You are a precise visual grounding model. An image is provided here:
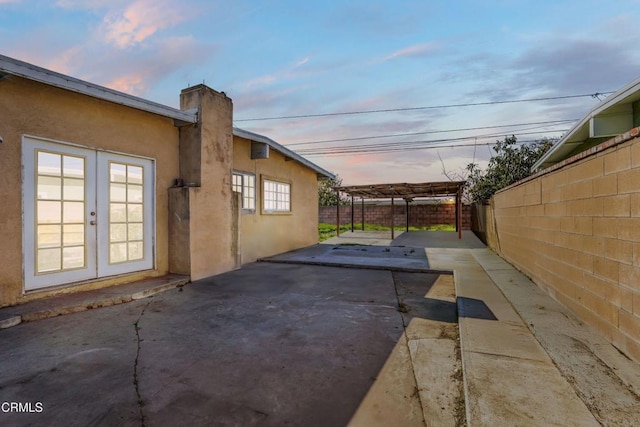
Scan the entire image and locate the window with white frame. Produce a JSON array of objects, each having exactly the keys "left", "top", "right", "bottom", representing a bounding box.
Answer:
[
  {"left": 232, "top": 172, "right": 256, "bottom": 211},
  {"left": 263, "top": 179, "right": 290, "bottom": 212}
]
